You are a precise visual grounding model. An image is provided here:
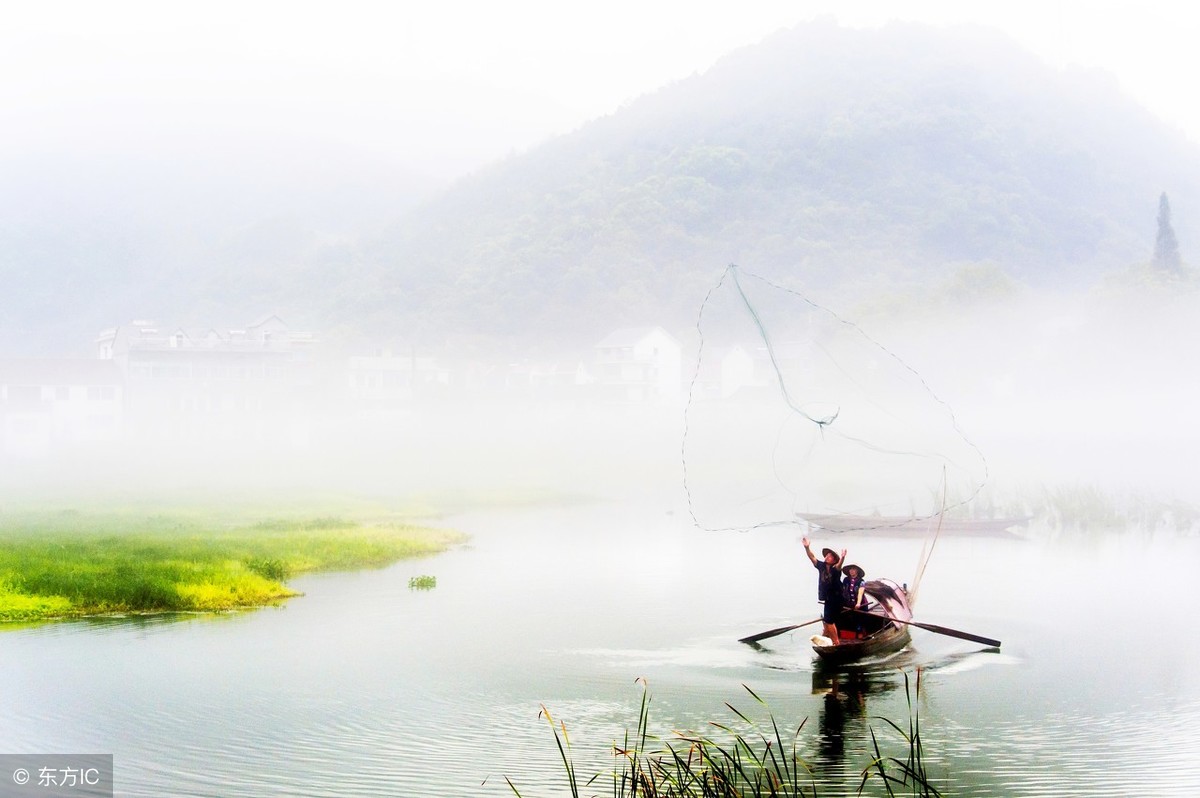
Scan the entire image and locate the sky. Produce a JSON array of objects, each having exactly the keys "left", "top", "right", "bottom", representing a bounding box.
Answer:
[{"left": 4, "top": 1, "right": 1200, "bottom": 182}]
